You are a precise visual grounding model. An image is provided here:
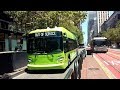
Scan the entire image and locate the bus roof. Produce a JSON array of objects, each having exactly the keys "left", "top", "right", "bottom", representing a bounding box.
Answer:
[
  {"left": 29, "top": 27, "right": 77, "bottom": 40},
  {"left": 93, "top": 37, "right": 107, "bottom": 40}
]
